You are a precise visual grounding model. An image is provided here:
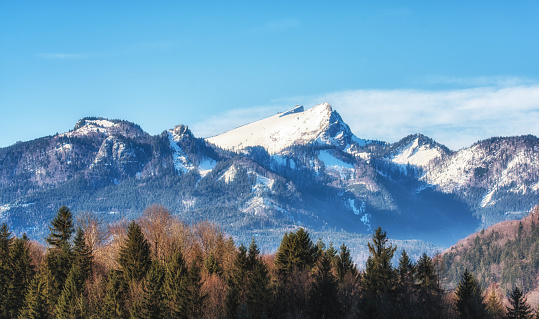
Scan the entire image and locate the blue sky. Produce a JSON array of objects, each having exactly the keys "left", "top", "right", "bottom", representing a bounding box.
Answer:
[{"left": 1, "top": 1, "right": 538, "bottom": 150}]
